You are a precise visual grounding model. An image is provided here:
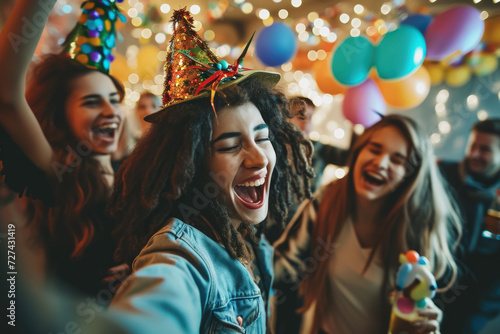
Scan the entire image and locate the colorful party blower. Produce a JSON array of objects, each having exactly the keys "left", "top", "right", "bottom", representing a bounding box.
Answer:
[
  {"left": 388, "top": 251, "right": 437, "bottom": 334},
  {"left": 62, "top": 0, "right": 126, "bottom": 73}
]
